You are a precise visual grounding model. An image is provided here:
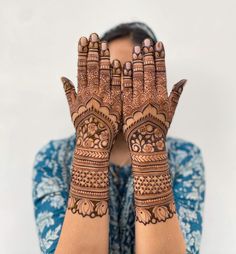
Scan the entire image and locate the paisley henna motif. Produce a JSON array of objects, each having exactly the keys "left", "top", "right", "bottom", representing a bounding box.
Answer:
[
  {"left": 123, "top": 38, "right": 187, "bottom": 225},
  {"left": 61, "top": 33, "right": 121, "bottom": 218}
]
